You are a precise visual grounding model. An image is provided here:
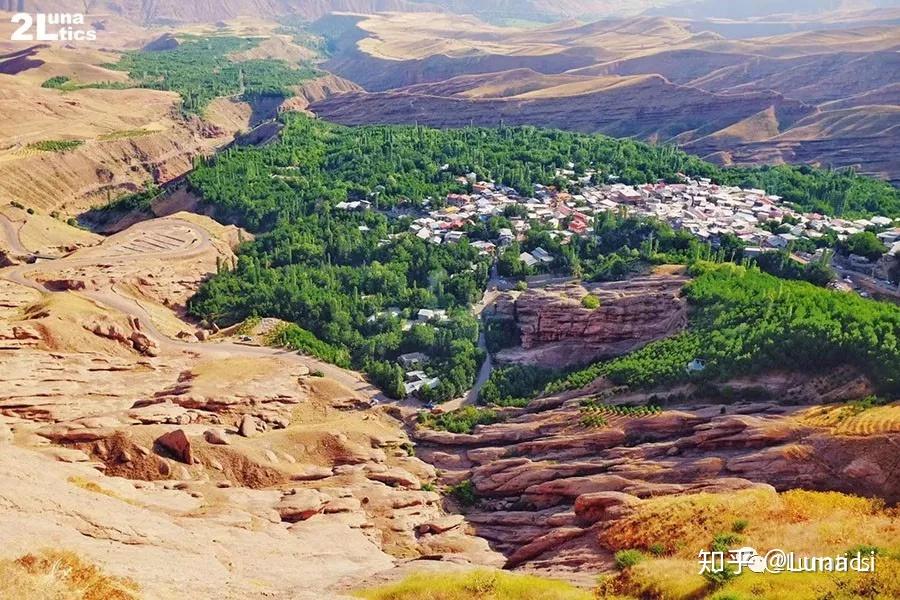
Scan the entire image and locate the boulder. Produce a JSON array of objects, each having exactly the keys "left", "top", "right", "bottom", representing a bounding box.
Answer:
[
  {"left": 155, "top": 429, "right": 193, "bottom": 464},
  {"left": 239, "top": 414, "right": 260, "bottom": 437},
  {"left": 291, "top": 465, "right": 334, "bottom": 481},
  {"left": 12, "top": 326, "right": 39, "bottom": 340},
  {"left": 417, "top": 514, "right": 465, "bottom": 535},
  {"left": 366, "top": 467, "right": 421, "bottom": 489},
  {"left": 276, "top": 490, "right": 326, "bottom": 522},
  {"left": 203, "top": 429, "right": 230, "bottom": 445},
  {"left": 37, "top": 424, "right": 116, "bottom": 444}
]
